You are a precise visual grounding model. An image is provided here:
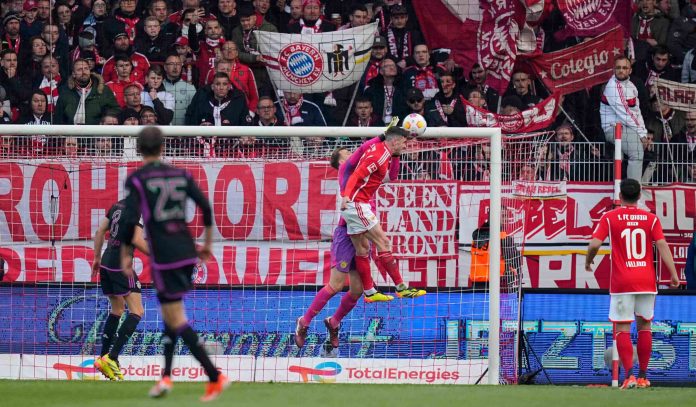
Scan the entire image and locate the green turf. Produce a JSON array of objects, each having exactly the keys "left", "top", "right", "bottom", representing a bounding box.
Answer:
[{"left": 3, "top": 380, "right": 696, "bottom": 407}]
